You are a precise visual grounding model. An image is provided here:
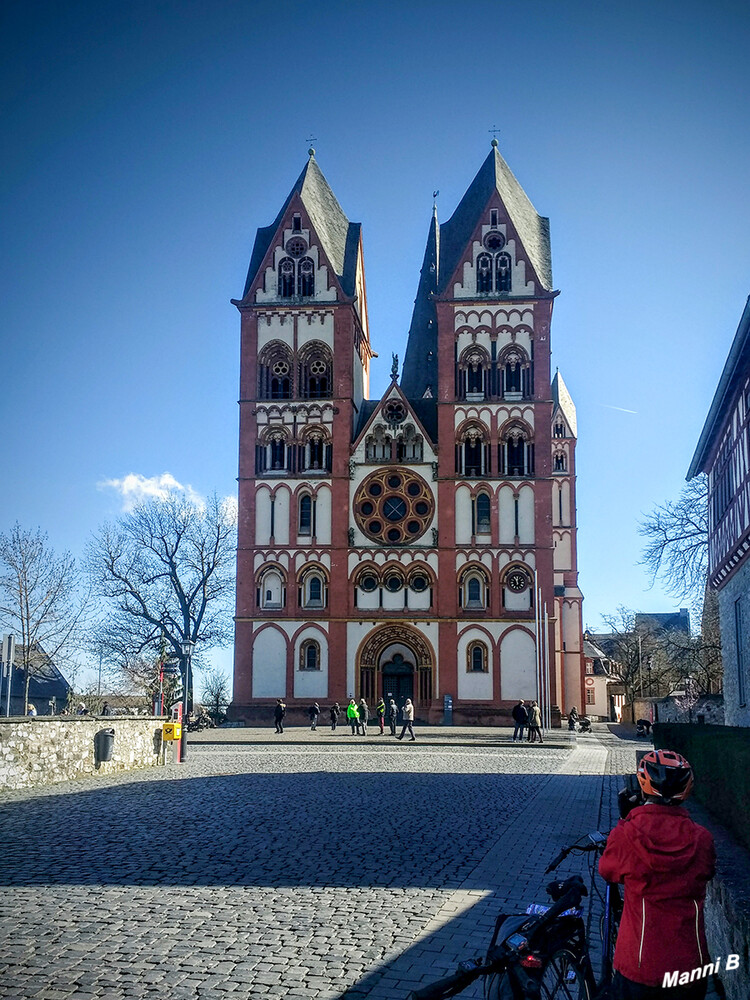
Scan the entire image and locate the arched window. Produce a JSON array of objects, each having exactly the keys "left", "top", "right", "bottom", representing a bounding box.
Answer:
[
  {"left": 475, "top": 492, "right": 491, "bottom": 535},
  {"left": 553, "top": 452, "right": 567, "bottom": 472},
  {"left": 269, "top": 435, "right": 287, "bottom": 471},
  {"left": 458, "top": 425, "right": 489, "bottom": 477},
  {"left": 299, "top": 494, "right": 314, "bottom": 536},
  {"left": 458, "top": 347, "right": 491, "bottom": 400},
  {"left": 258, "top": 569, "right": 284, "bottom": 609},
  {"left": 396, "top": 424, "right": 423, "bottom": 462},
  {"left": 499, "top": 424, "right": 534, "bottom": 478},
  {"left": 300, "top": 639, "right": 320, "bottom": 670},
  {"left": 476, "top": 253, "right": 493, "bottom": 293},
  {"left": 467, "top": 642, "right": 488, "bottom": 673},
  {"left": 278, "top": 258, "right": 295, "bottom": 297},
  {"left": 499, "top": 347, "right": 531, "bottom": 399},
  {"left": 365, "top": 425, "right": 392, "bottom": 462},
  {"left": 258, "top": 343, "right": 293, "bottom": 399},
  {"left": 460, "top": 570, "right": 488, "bottom": 610},
  {"left": 299, "top": 344, "right": 332, "bottom": 399},
  {"left": 301, "top": 431, "right": 330, "bottom": 472},
  {"left": 553, "top": 422, "right": 566, "bottom": 438},
  {"left": 496, "top": 252, "right": 512, "bottom": 292},
  {"left": 300, "top": 570, "right": 325, "bottom": 609},
  {"left": 297, "top": 257, "right": 315, "bottom": 297}
]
